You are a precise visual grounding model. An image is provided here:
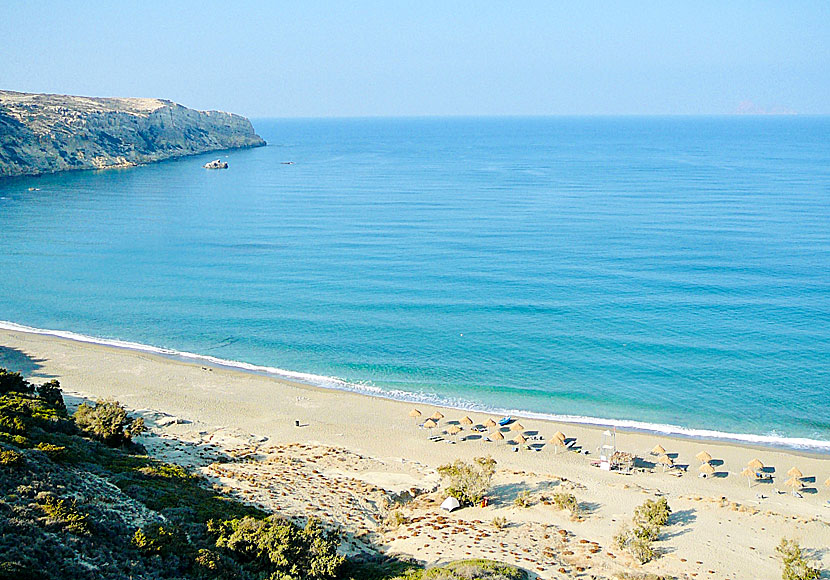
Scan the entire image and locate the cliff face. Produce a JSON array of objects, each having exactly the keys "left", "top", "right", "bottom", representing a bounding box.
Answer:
[{"left": 0, "top": 90, "right": 266, "bottom": 177}]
